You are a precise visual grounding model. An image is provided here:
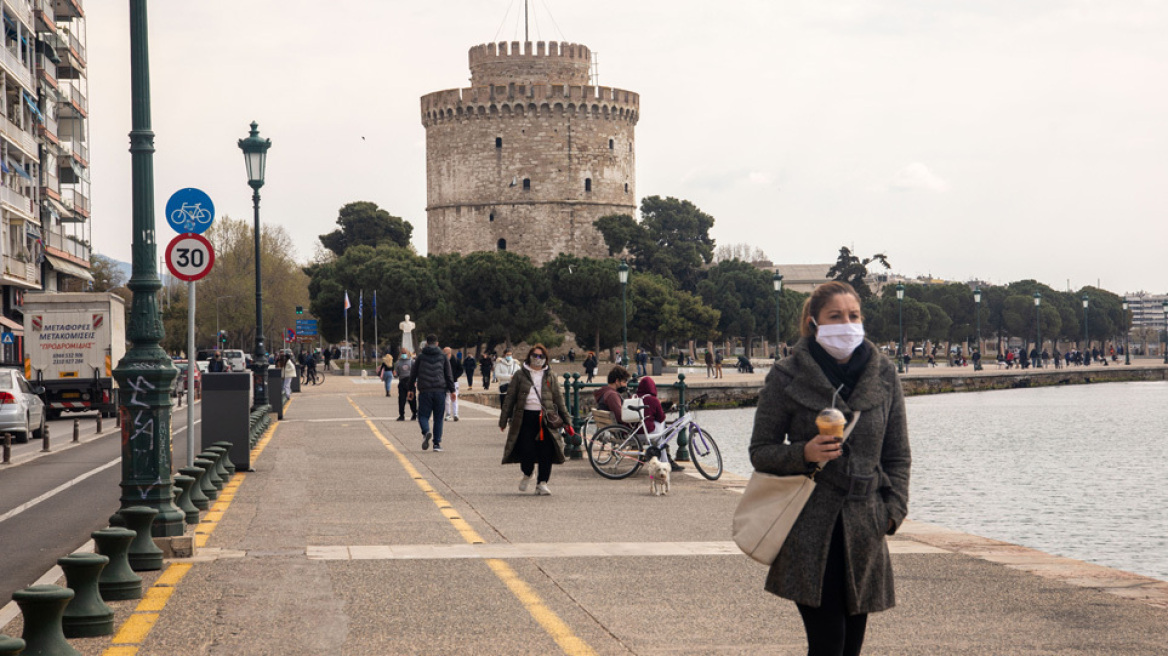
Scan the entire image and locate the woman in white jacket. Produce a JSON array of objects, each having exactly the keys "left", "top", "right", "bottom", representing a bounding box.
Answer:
[{"left": 281, "top": 354, "right": 296, "bottom": 401}]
